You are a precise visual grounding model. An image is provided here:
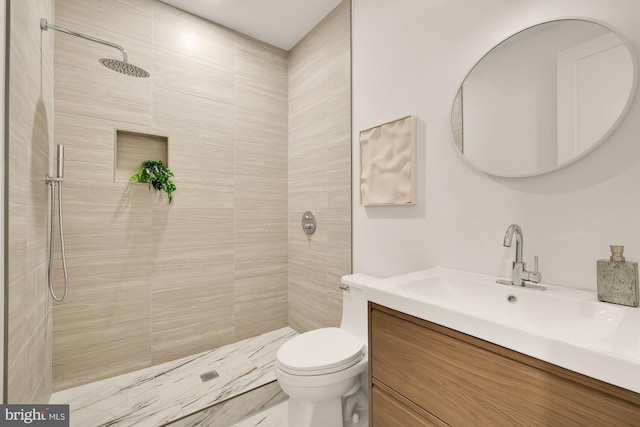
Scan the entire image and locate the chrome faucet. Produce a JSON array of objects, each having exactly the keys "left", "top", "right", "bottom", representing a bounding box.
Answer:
[
  {"left": 503, "top": 224, "right": 524, "bottom": 284},
  {"left": 498, "top": 224, "right": 545, "bottom": 290},
  {"left": 504, "top": 224, "right": 523, "bottom": 263}
]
